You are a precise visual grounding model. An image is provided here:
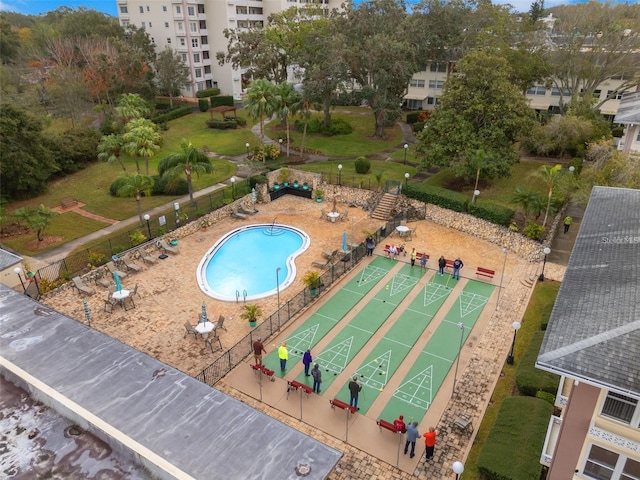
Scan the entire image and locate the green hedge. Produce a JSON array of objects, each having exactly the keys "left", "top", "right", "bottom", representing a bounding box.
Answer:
[
  {"left": 478, "top": 397, "right": 552, "bottom": 480},
  {"left": 249, "top": 174, "right": 267, "bottom": 189},
  {"left": 413, "top": 122, "right": 426, "bottom": 132},
  {"left": 210, "top": 95, "right": 234, "bottom": 107},
  {"left": 468, "top": 201, "right": 515, "bottom": 227},
  {"left": 406, "top": 112, "right": 424, "bottom": 124},
  {"left": 153, "top": 106, "right": 192, "bottom": 124},
  {"left": 403, "top": 184, "right": 468, "bottom": 212},
  {"left": 294, "top": 117, "right": 353, "bottom": 136},
  {"left": 516, "top": 331, "right": 560, "bottom": 397},
  {"left": 196, "top": 88, "right": 220, "bottom": 98},
  {"left": 206, "top": 119, "right": 238, "bottom": 129},
  {"left": 198, "top": 98, "right": 209, "bottom": 112}
]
